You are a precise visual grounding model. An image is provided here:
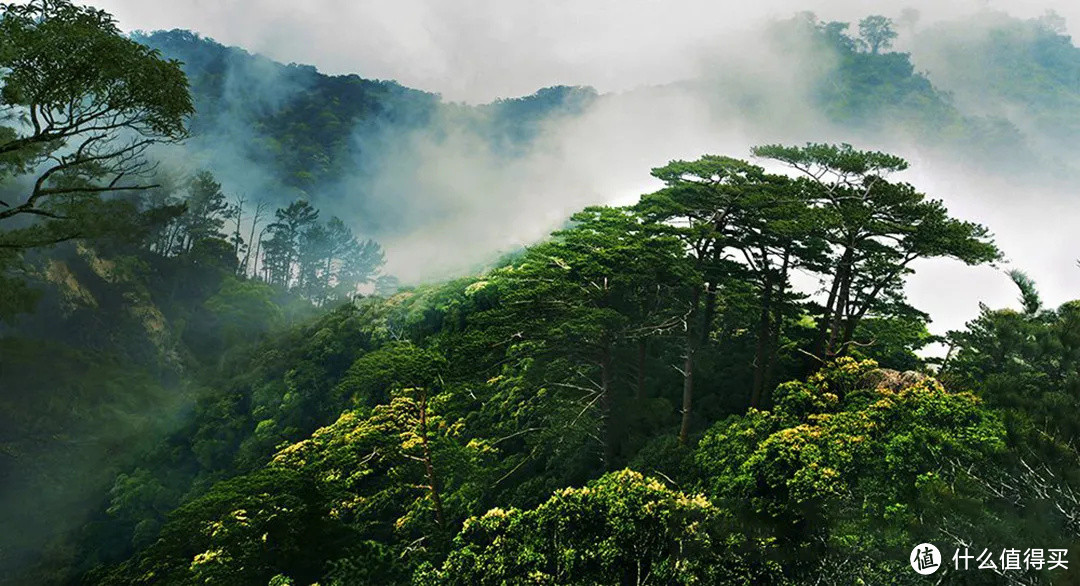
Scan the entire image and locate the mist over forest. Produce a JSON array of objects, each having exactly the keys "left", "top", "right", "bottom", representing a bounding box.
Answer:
[
  {"left": 135, "top": 11, "right": 1080, "bottom": 320},
  {"left": 3, "top": 1, "right": 1080, "bottom": 584}
]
